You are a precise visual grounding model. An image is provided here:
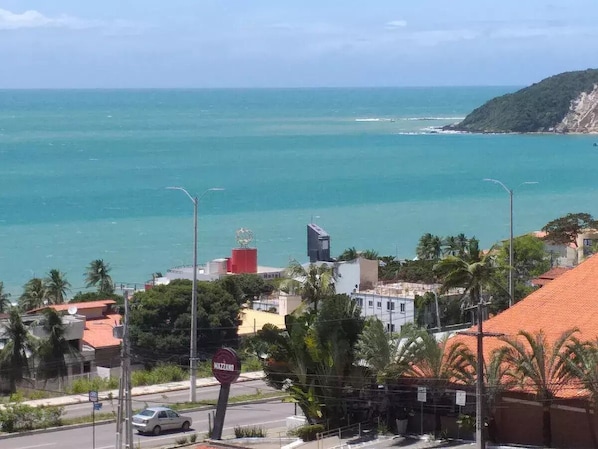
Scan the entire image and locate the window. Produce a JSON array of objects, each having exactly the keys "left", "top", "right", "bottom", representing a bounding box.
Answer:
[
  {"left": 400, "top": 303, "right": 406, "bottom": 313},
  {"left": 368, "top": 300, "right": 373, "bottom": 307},
  {"left": 387, "top": 301, "right": 395, "bottom": 311},
  {"left": 167, "top": 410, "right": 179, "bottom": 418},
  {"left": 386, "top": 323, "right": 395, "bottom": 333},
  {"left": 356, "top": 298, "right": 363, "bottom": 307},
  {"left": 158, "top": 411, "right": 167, "bottom": 419},
  {"left": 377, "top": 301, "right": 382, "bottom": 309}
]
